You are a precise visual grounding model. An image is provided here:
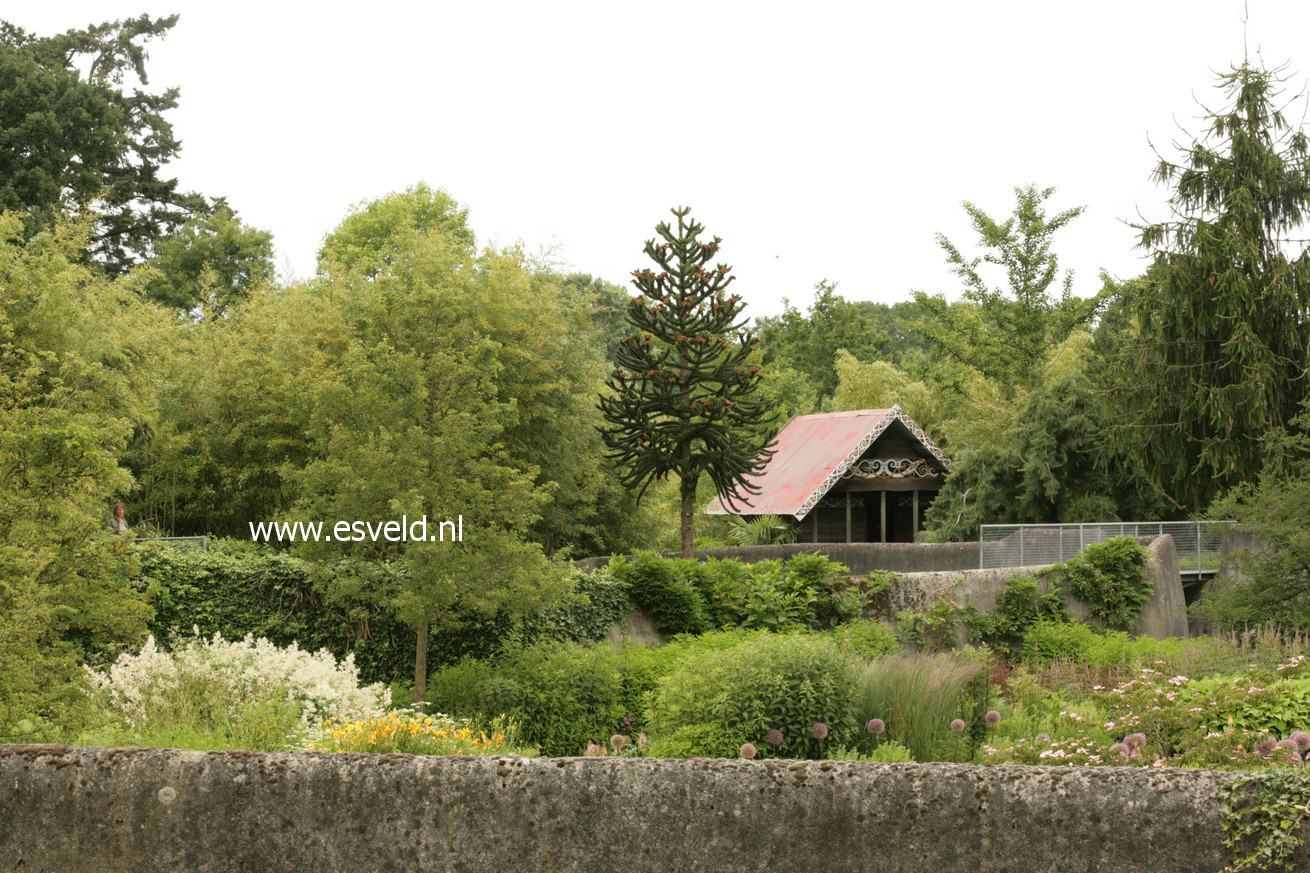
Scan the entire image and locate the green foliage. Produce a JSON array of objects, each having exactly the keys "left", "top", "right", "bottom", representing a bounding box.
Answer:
[
  {"left": 896, "top": 600, "right": 962, "bottom": 652},
  {"left": 729, "top": 513, "right": 795, "bottom": 546},
  {"left": 830, "top": 619, "right": 901, "bottom": 660},
  {"left": 912, "top": 184, "right": 1101, "bottom": 393},
  {"left": 143, "top": 205, "right": 275, "bottom": 314},
  {"left": 610, "top": 552, "right": 709, "bottom": 637},
  {"left": 966, "top": 575, "right": 1070, "bottom": 657},
  {"left": 0, "top": 215, "right": 161, "bottom": 738},
  {"left": 599, "top": 207, "right": 777, "bottom": 555},
  {"left": 1054, "top": 537, "right": 1152, "bottom": 630},
  {"left": 1109, "top": 63, "right": 1310, "bottom": 512},
  {"left": 608, "top": 552, "right": 857, "bottom": 637},
  {"left": 827, "top": 740, "right": 914, "bottom": 763},
  {"left": 1019, "top": 620, "right": 1178, "bottom": 667},
  {"left": 646, "top": 633, "right": 863, "bottom": 759},
  {"left": 0, "top": 16, "right": 208, "bottom": 273},
  {"left": 755, "top": 281, "right": 927, "bottom": 402},
  {"left": 1221, "top": 769, "right": 1310, "bottom": 871},
  {"left": 141, "top": 541, "right": 631, "bottom": 686},
  {"left": 1200, "top": 410, "right": 1310, "bottom": 631}
]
